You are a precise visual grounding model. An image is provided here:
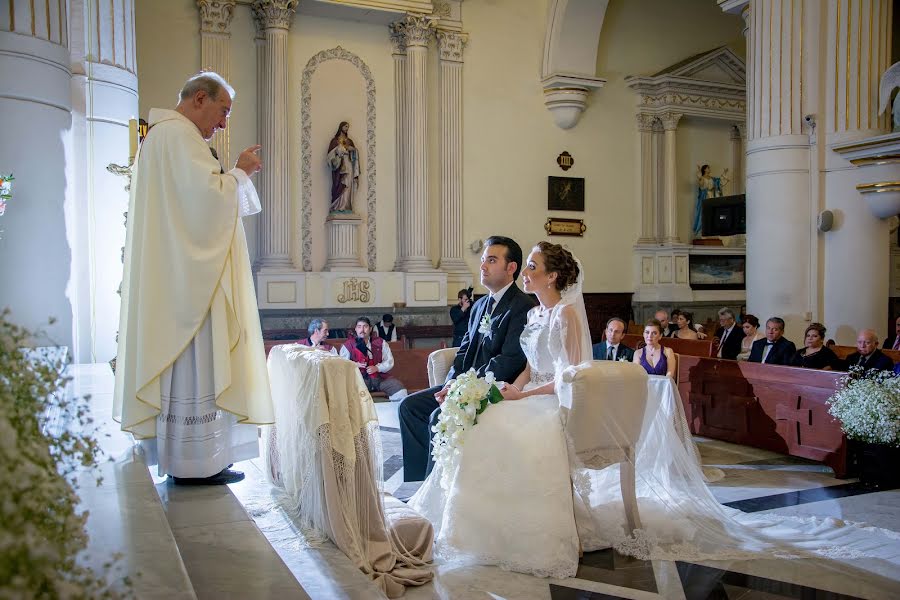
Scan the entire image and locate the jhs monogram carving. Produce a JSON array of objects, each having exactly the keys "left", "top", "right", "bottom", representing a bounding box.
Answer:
[{"left": 337, "top": 278, "right": 371, "bottom": 303}]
